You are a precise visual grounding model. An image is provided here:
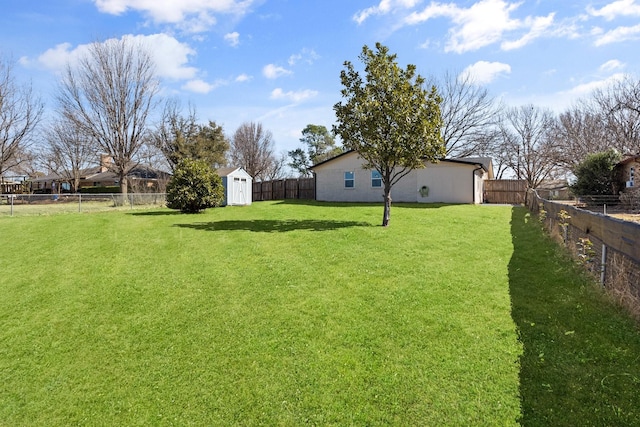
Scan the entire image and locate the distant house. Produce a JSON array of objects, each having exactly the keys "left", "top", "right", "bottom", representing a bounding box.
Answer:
[
  {"left": 217, "top": 167, "right": 252, "bottom": 206},
  {"left": 617, "top": 155, "right": 640, "bottom": 192},
  {"left": 29, "top": 155, "right": 170, "bottom": 193},
  {"left": 310, "top": 150, "right": 493, "bottom": 204}
]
